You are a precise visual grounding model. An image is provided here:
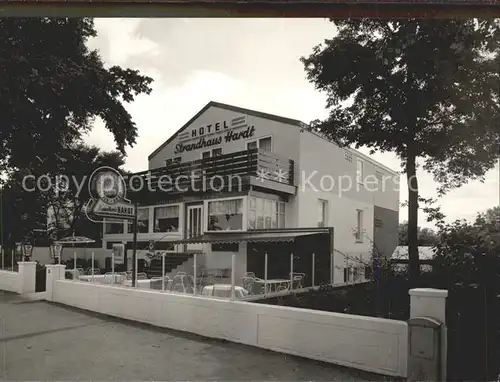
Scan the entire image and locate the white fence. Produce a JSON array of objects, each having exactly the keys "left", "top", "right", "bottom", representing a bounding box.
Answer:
[
  {"left": 0, "top": 262, "right": 36, "bottom": 295},
  {"left": 0, "top": 269, "right": 21, "bottom": 294},
  {"left": 48, "top": 268, "right": 408, "bottom": 378}
]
